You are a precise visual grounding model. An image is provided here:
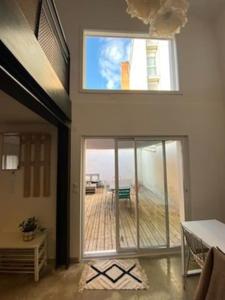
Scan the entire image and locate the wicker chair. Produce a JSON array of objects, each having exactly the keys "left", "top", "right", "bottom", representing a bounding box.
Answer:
[{"left": 183, "top": 228, "right": 209, "bottom": 288}]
